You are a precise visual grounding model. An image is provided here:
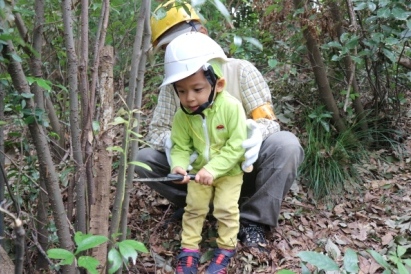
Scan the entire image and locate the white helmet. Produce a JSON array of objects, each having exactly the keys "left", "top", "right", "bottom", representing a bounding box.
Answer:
[{"left": 160, "top": 32, "right": 227, "bottom": 87}]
